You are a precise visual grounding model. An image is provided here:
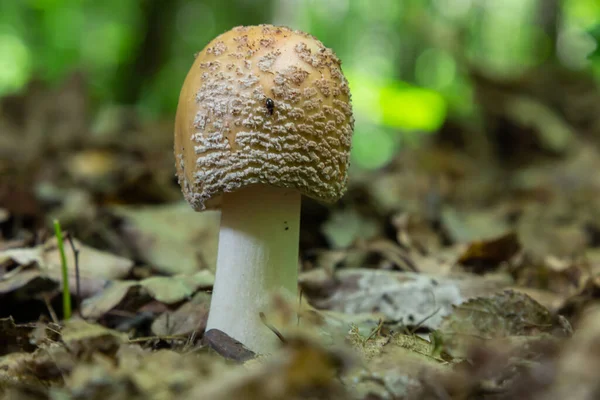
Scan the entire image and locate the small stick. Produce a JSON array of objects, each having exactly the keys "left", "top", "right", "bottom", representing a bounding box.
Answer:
[
  {"left": 364, "top": 318, "right": 384, "bottom": 344},
  {"left": 52, "top": 220, "right": 71, "bottom": 320},
  {"left": 65, "top": 233, "right": 81, "bottom": 316},
  {"left": 259, "top": 312, "right": 287, "bottom": 343},
  {"left": 42, "top": 293, "right": 59, "bottom": 324}
]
